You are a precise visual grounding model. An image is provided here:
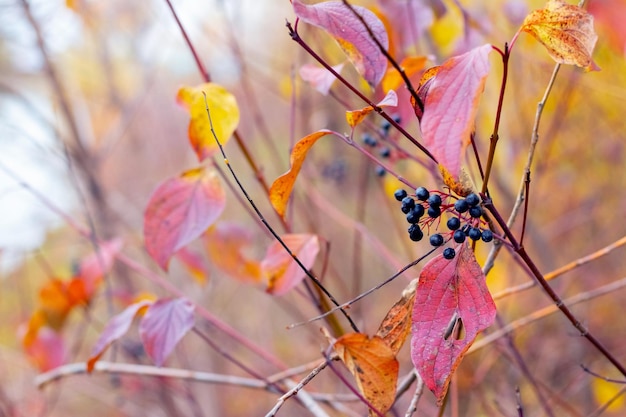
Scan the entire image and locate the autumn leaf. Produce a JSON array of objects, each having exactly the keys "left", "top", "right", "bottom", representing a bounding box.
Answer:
[
  {"left": 175, "top": 247, "right": 210, "bottom": 286},
  {"left": 204, "top": 222, "right": 261, "bottom": 284},
  {"left": 411, "top": 65, "right": 441, "bottom": 121},
  {"left": 376, "top": 278, "right": 417, "bottom": 355},
  {"left": 22, "top": 326, "right": 65, "bottom": 372},
  {"left": 381, "top": 55, "right": 428, "bottom": 93},
  {"left": 176, "top": 83, "right": 240, "bottom": 161},
  {"left": 346, "top": 89, "right": 398, "bottom": 128},
  {"left": 269, "top": 130, "right": 332, "bottom": 218},
  {"left": 300, "top": 62, "right": 345, "bottom": 95},
  {"left": 411, "top": 243, "right": 496, "bottom": 404},
  {"left": 521, "top": 0, "right": 599, "bottom": 71},
  {"left": 440, "top": 165, "right": 475, "bottom": 197},
  {"left": 87, "top": 299, "right": 154, "bottom": 372},
  {"left": 144, "top": 167, "right": 226, "bottom": 270},
  {"left": 139, "top": 298, "right": 195, "bottom": 367},
  {"left": 293, "top": 0, "right": 389, "bottom": 87},
  {"left": 420, "top": 44, "right": 492, "bottom": 180},
  {"left": 334, "top": 333, "right": 399, "bottom": 416},
  {"left": 261, "top": 234, "right": 320, "bottom": 296}
]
